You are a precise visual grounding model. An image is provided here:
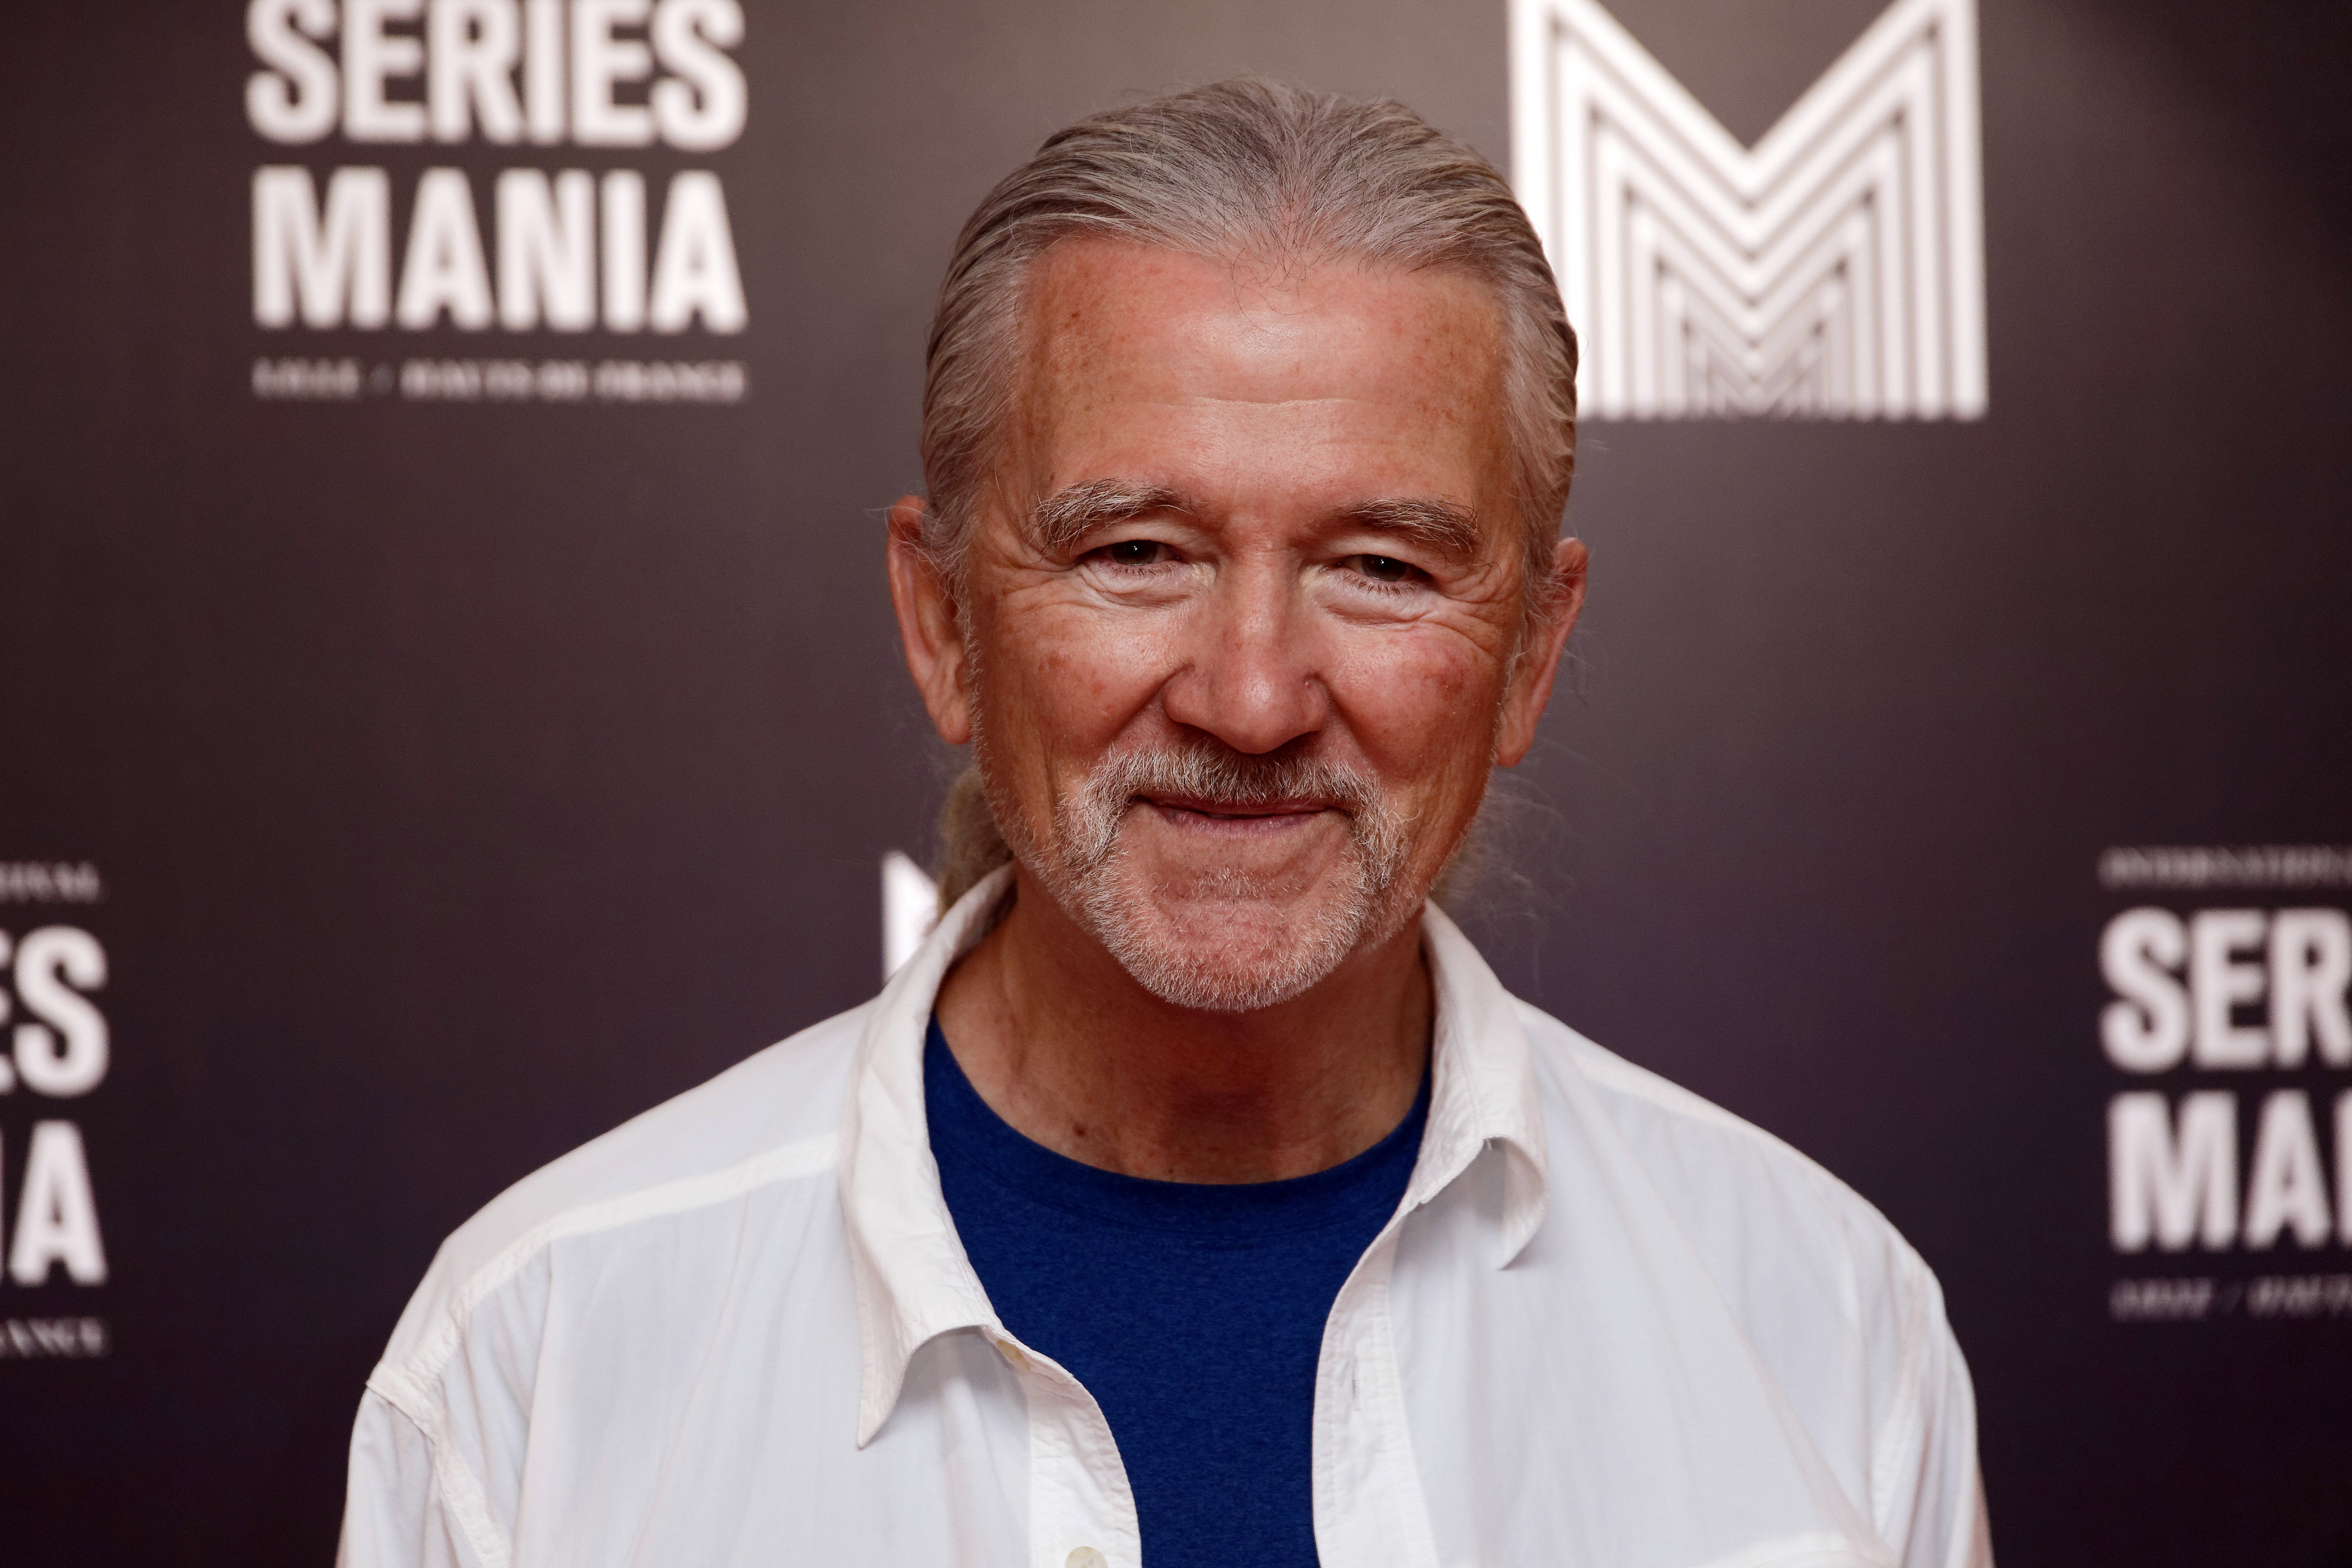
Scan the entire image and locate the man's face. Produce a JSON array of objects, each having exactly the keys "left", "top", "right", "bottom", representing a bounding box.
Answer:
[{"left": 901, "top": 239, "right": 1578, "bottom": 1010}]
